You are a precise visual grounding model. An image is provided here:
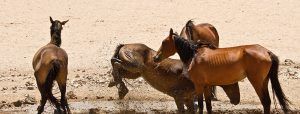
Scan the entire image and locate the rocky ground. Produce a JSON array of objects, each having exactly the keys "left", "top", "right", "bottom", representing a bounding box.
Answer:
[{"left": 0, "top": 59, "right": 299, "bottom": 113}]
